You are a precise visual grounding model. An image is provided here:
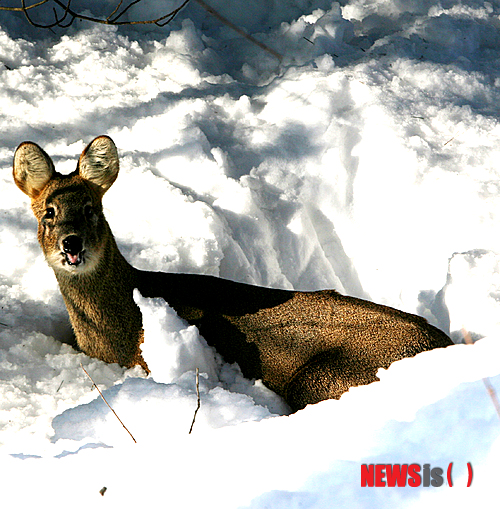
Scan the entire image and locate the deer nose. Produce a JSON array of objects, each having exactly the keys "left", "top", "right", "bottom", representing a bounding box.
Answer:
[{"left": 62, "top": 235, "right": 83, "bottom": 256}]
